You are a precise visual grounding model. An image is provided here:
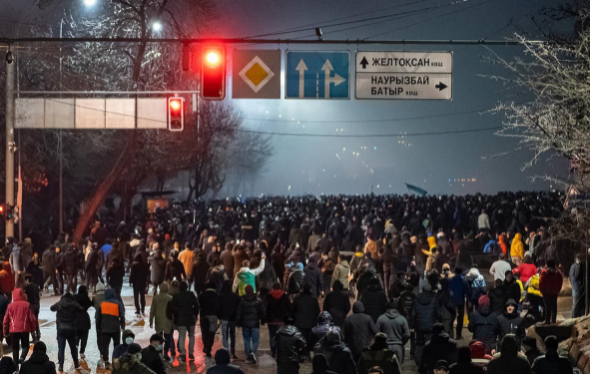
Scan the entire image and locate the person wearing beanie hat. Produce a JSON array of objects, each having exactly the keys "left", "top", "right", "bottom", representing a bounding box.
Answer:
[
  {"left": 141, "top": 335, "right": 165, "bottom": 374},
  {"left": 522, "top": 337, "right": 542, "bottom": 365},
  {"left": 448, "top": 346, "right": 484, "bottom": 374},
  {"left": 357, "top": 333, "right": 402, "bottom": 374},
  {"left": 206, "top": 348, "right": 245, "bottom": 374},
  {"left": 467, "top": 295, "right": 497, "bottom": 354},
  {"left": 494, "top": 299, "right": 524, "bottom": 351},
  {"left": 19, "top": 341, "right": 56, "bottom": 374},
  {"left": 169, "top": 281, "right": 200, "bottom": 364},
  {"left": 236, "top": 284, "right": 265, "bottom": 364},
  {"left": 468, "top": 340, "right": 493, "bottom": 362}
]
